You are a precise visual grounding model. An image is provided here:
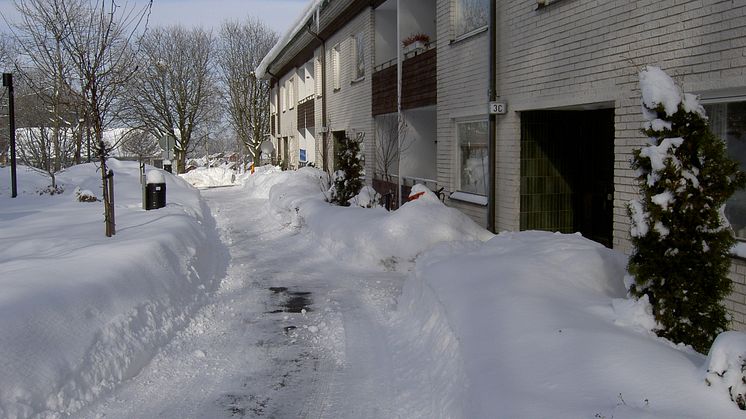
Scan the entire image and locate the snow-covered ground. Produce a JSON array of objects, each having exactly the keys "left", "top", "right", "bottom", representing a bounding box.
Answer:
[{"left": 0, "top": 162, "right": 743, "bottom": 418}]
